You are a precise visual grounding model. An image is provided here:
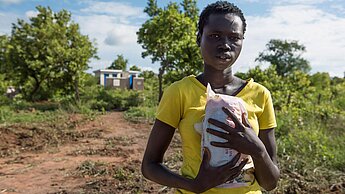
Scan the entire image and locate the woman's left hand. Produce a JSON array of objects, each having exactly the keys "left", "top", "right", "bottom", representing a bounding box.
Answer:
[{"left": 207, "top": 107, "right": 265, "bottom": 159}]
